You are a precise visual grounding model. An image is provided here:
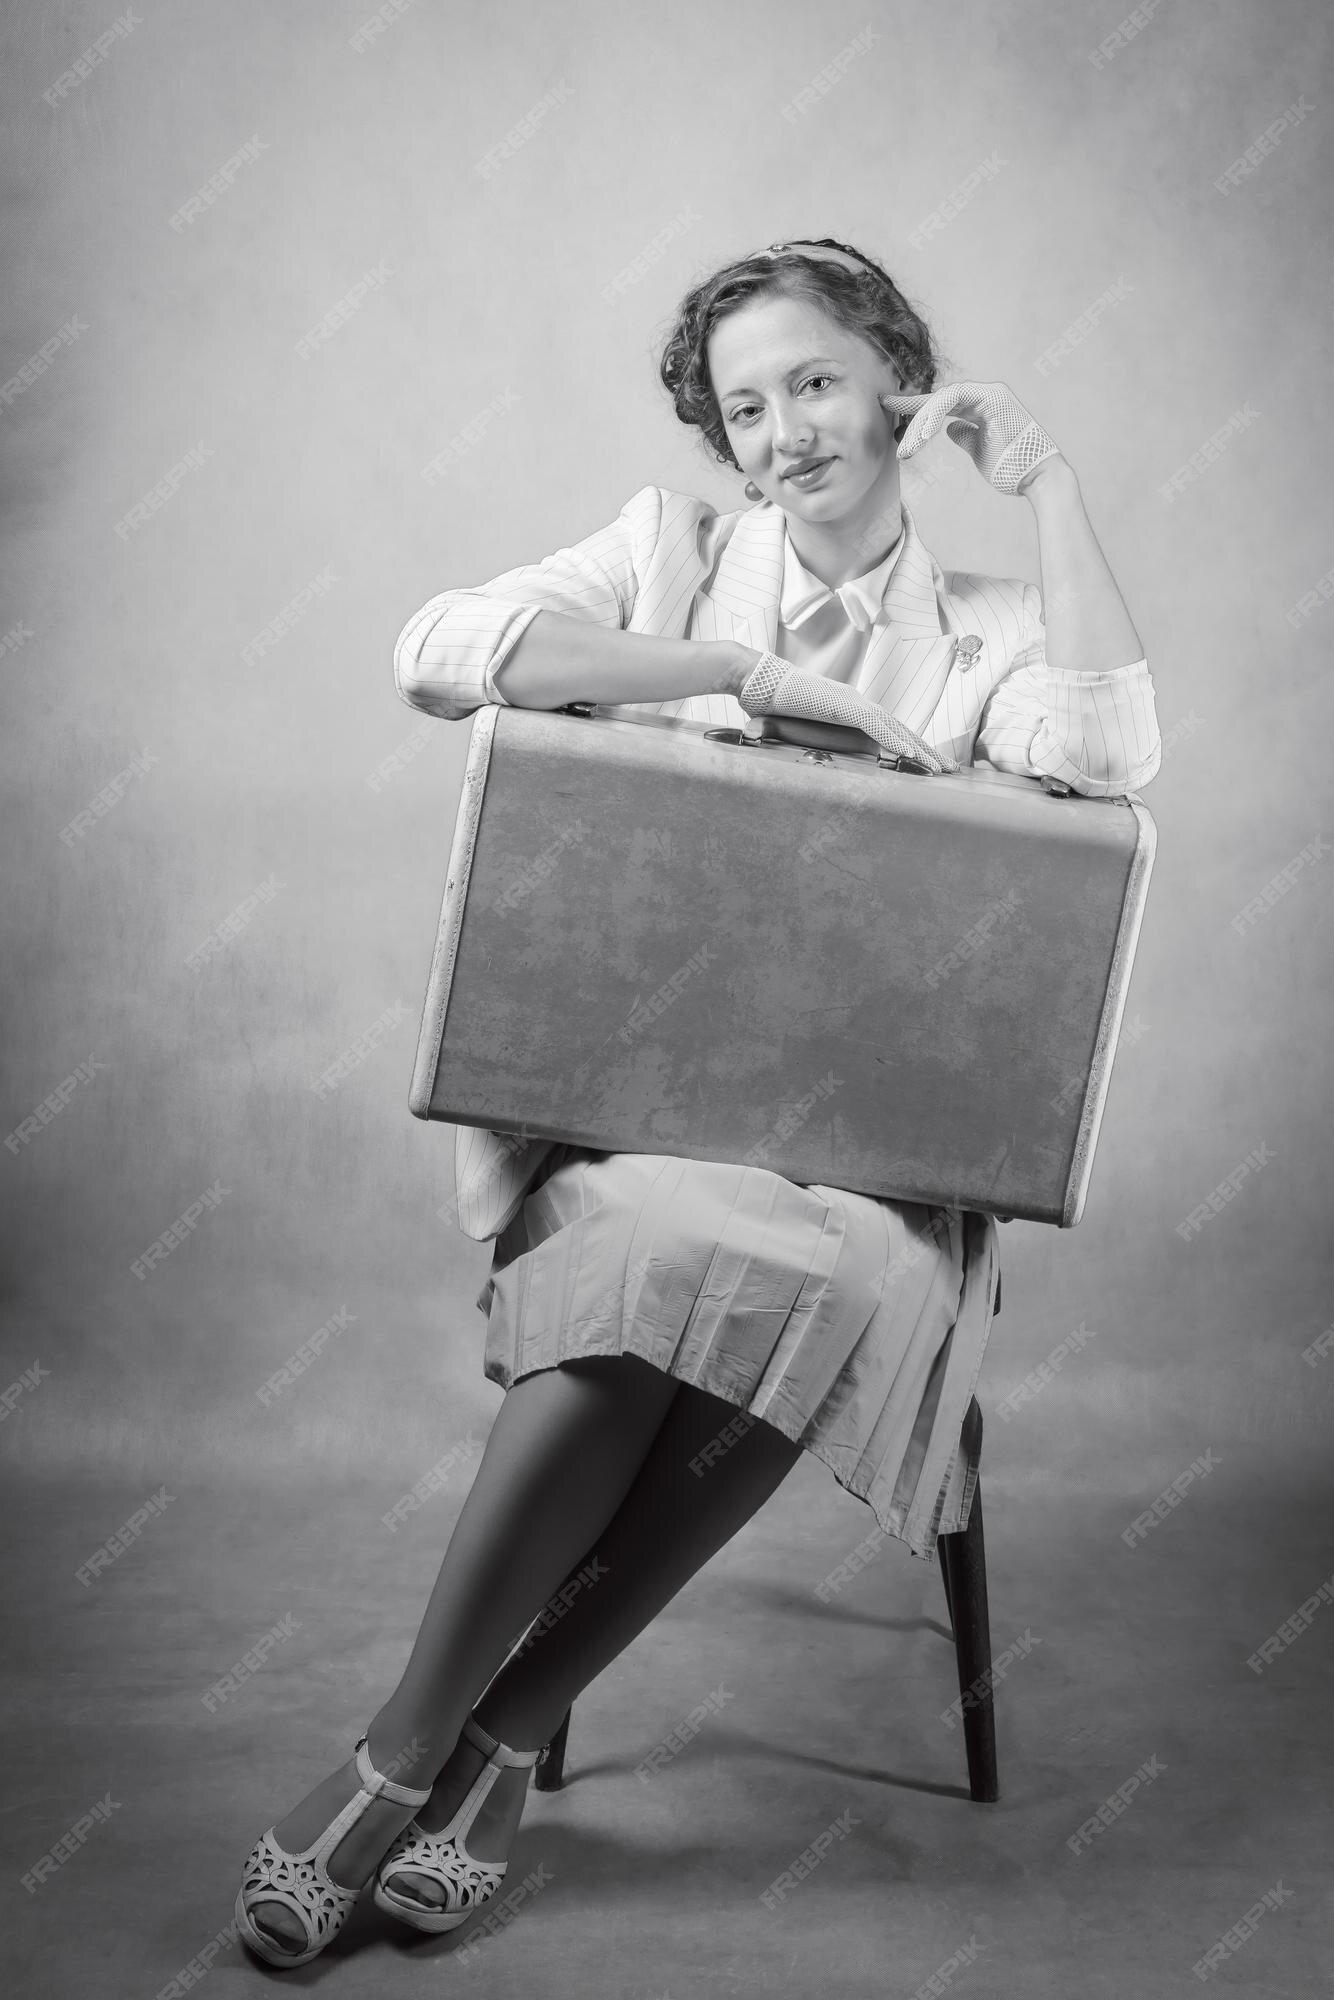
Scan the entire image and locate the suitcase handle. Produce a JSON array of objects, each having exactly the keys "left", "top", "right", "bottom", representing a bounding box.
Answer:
[
  {"left": 558, "top": 697, "right": 943, "bottom": 776},
  {"left": 750, "top": 712, "right": 930, "bottom": 766}
]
